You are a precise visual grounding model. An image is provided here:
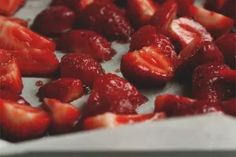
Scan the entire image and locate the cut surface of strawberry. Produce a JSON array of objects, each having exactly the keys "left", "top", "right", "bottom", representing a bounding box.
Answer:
[
  {"left": 38, "top": 78, "right": 84, "bottom": 103},
  {"left": 121, "top": 46, "right": 176, "bottom": 86},
  {"left": 83, "top": 112, "right": 165, "bottom": 130},
  {"left": 43, "top": 98, "right": 80, "bottom": 134},
  {"left": 0, "top": 16, "right": 28, "bottom": 27},
  {"left": 56, "top": 30, "right": 116, "bottom": 62},
  {"left": 0, "top": 0, "right": 25, "bottom": 16},
  {"left": 85, "top": 73, "right": 147, "bottom": 116},
  {"left": 0, "top": 50, "right": 23, "bottom": 94}
]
